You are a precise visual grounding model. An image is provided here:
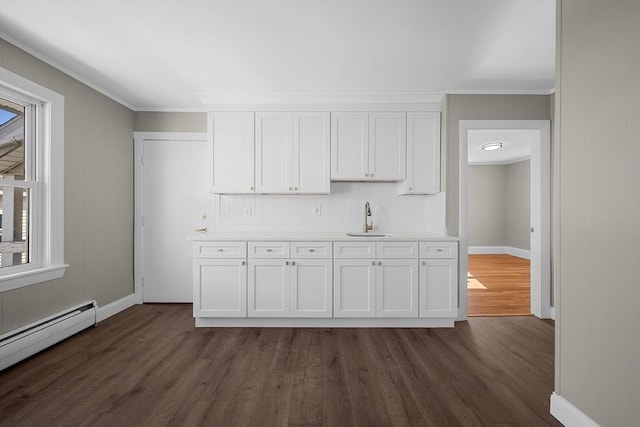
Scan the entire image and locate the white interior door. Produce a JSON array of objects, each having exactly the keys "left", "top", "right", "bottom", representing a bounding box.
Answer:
[{"left": 137, "top": 133, "right": 210, "bottom": 302}]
